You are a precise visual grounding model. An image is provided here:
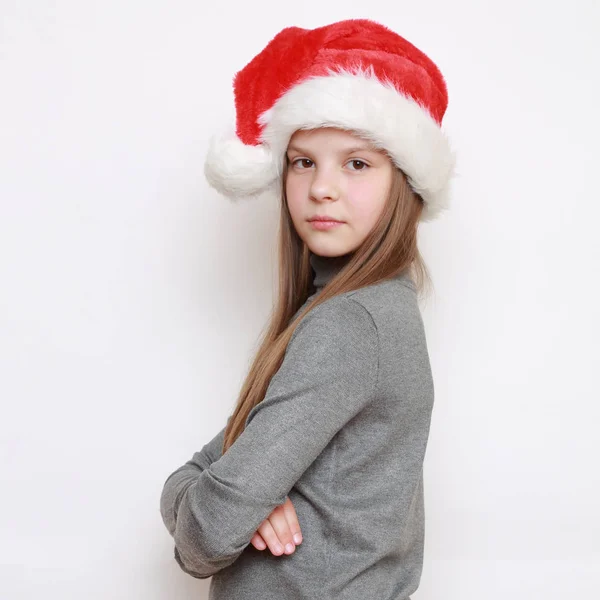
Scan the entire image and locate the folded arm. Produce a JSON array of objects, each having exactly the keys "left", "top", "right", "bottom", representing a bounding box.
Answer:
[
  {"left": 160, "top": 424, "right": 226, "bottom": 537},
  {"left": 159, "top": 296, "right": 379, "bottom": 578}
]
